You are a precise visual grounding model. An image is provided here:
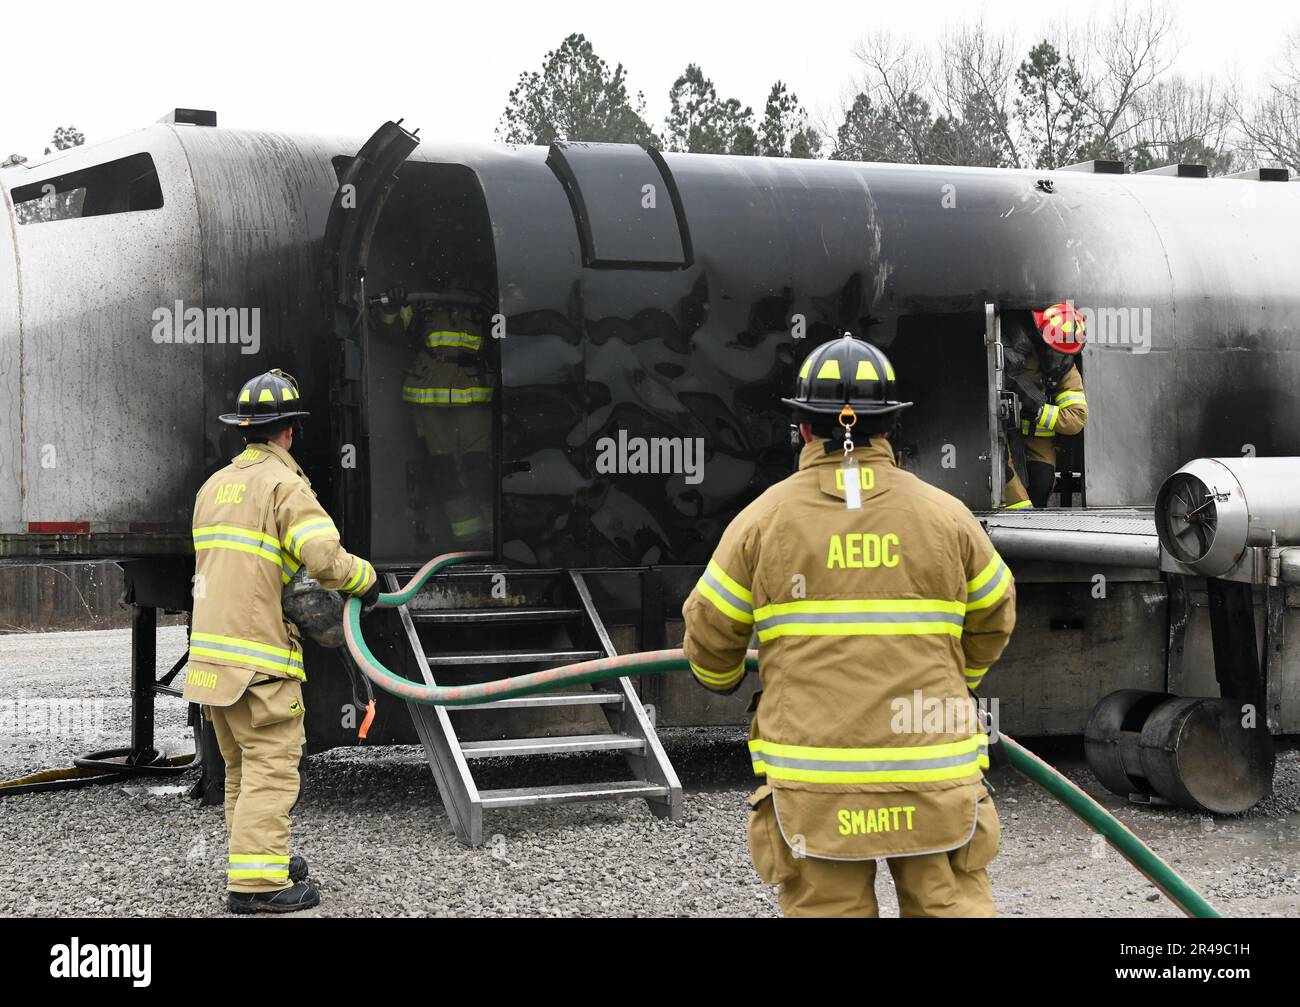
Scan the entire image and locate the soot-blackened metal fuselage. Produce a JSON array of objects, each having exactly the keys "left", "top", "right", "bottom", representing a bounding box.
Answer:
[{"left": 2, "top": 119, "right": 1298, "bottom": 753}]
